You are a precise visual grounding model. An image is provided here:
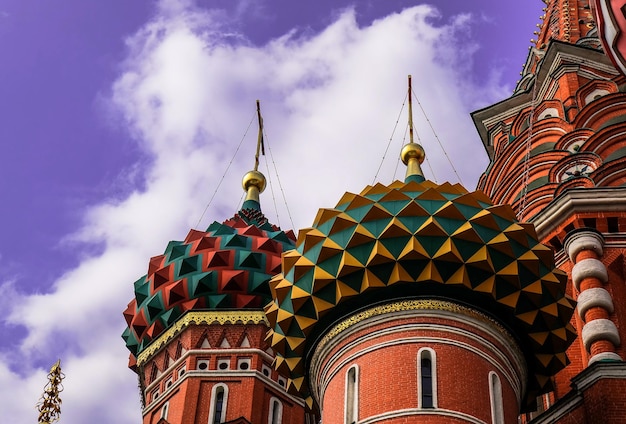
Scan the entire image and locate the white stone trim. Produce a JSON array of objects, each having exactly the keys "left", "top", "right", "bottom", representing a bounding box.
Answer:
[
  {"left": 488, "top": 372, "right": 504, "bottom": 424},
  {"left": 576, "top": 287, "right": 614, "bottom": 319},
  {"left": 344, "top": 365, "right": 359, "bottom": 423},
  {"left": 571, "top": 258, "right": 608, "bottom": 290},
  {"left": 530, "top": 188, "right": 626, "bottom": 240},
  {"left": 564, "top": 231, "right": 604, "bottom": 261},
  {"left": 588, "top": 352, "right": 623, "bottom": 365},
  {"left": 268, "top": 396, "right": 283, "bottom": 424},
  {"left": 357, "top": 407, "right": 487, "bottom": 424},
  {"left": 581, "top": 319, "right": 621, "bottom": 351},
  {"left": 160, "top": 402, "right": 169, "bottom": 420},
  {"left": 142, "top": 368, "right": 305, "bottom": 416}
]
